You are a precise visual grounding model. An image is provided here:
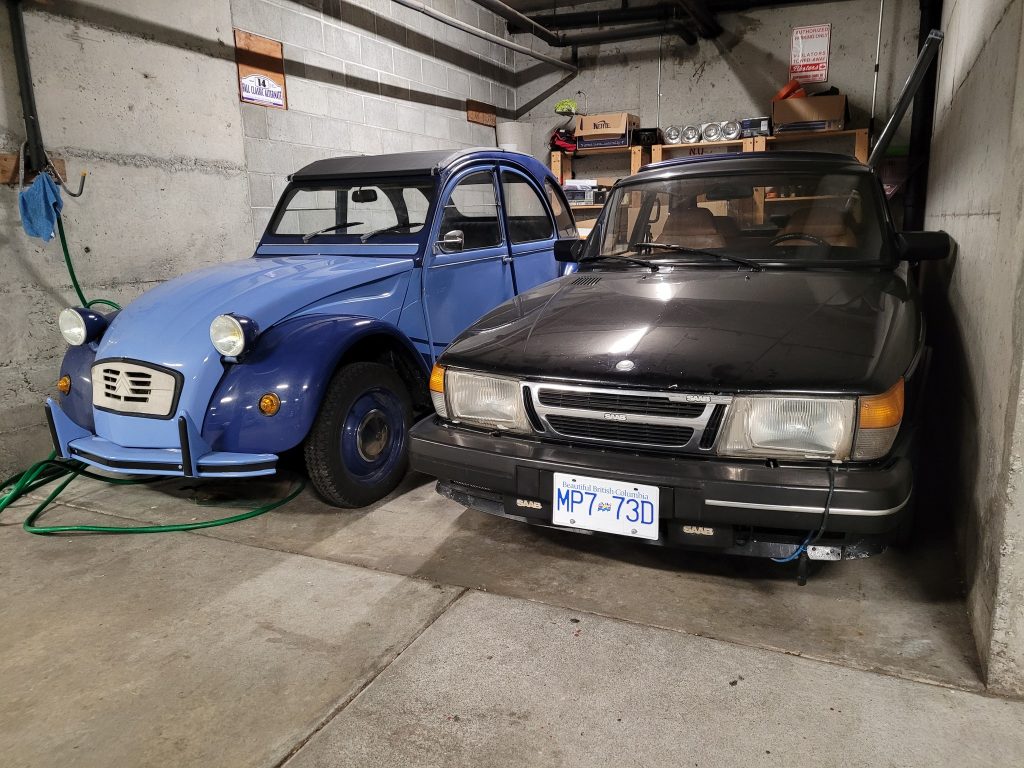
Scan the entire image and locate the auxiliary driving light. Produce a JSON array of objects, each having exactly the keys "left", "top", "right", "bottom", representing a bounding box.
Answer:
[{"left": 258, "top": 392, "right": 281, "bottom": 416}]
